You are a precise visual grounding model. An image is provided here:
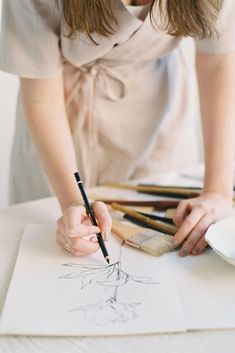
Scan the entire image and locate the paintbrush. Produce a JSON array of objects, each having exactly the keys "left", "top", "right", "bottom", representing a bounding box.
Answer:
[
  {"left": 103, "top": 182, "right": 200, "bottom": 198},
  {"left": 90, "top": 199, "right": 180, "bottom": 210},
  {"left": 123, "top": 214, "right": 173, "bottom": 232},
  {"left": 104, "top": 182, "right": 235, "bottom": 201},
  {"left": 131, "top": 211, "right": 174, "bottom": 225},
  {"left": 111, "top": 218, "right": 174, "bottom": 257},
  {"left": 111, "top": 203, "right": 177, "bottom": 236}
]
